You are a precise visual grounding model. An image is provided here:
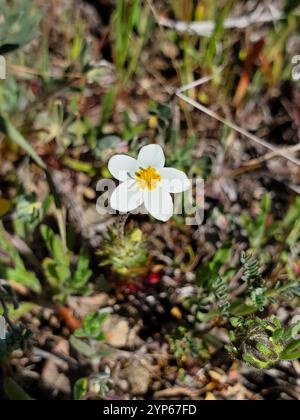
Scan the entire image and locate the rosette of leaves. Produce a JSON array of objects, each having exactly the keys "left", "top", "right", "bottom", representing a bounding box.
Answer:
[
  {"left": 0, "top": 0, "right": 41, "bottom": 55},
  {"left": 227, "top": 316, "right": 300, "bottom": 369},
  {"left": 98, "top": 227, "right": 148, "bottom": 278}
]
